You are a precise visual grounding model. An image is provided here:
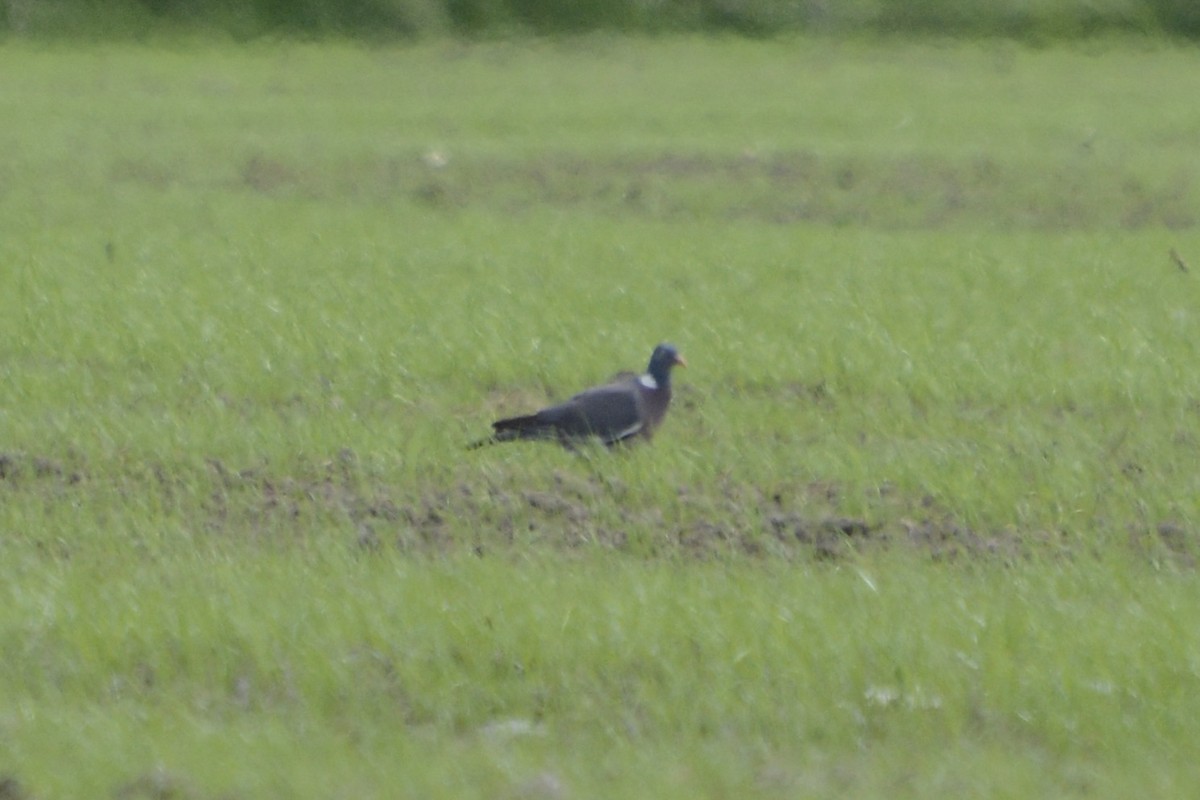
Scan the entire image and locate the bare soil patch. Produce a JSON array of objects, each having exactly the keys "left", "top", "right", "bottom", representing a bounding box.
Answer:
[
  {"left": 4, "top": 450, "right": 1161, "bottom": 563},
  {"left": 106, "top": 149, "right": 1200, "bottom": 231}
]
